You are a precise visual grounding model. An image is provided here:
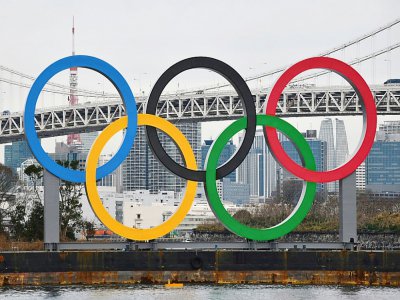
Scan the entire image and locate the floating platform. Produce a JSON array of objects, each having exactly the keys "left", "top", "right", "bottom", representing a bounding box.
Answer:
[{"left": 0, "top": 250, "right": 399, "bottom": 286}]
